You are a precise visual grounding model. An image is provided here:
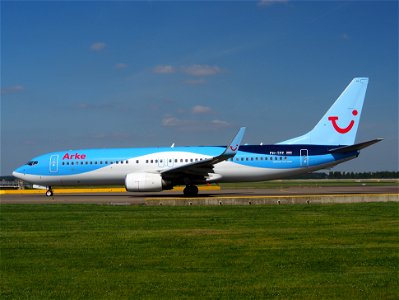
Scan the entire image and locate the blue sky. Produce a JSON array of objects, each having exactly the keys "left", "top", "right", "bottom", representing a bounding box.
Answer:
[{"left": 1, "top": 0, "right": 398, "bottom": 175}]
